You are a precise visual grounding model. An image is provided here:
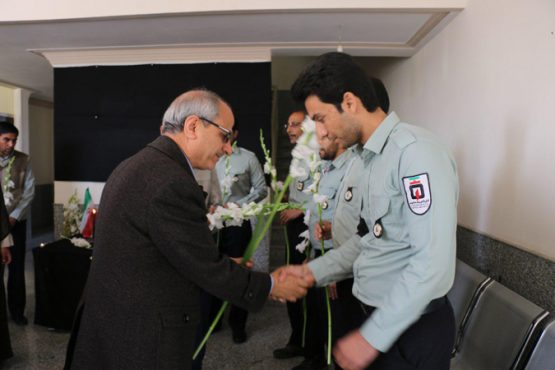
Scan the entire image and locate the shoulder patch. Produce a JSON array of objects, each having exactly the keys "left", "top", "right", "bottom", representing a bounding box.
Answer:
[
  {"left": 390, "top": 128, "right": 416, "bottom": 149},
  {"left": 402, "top": 173, "right": 431, "bottom": 215}
]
